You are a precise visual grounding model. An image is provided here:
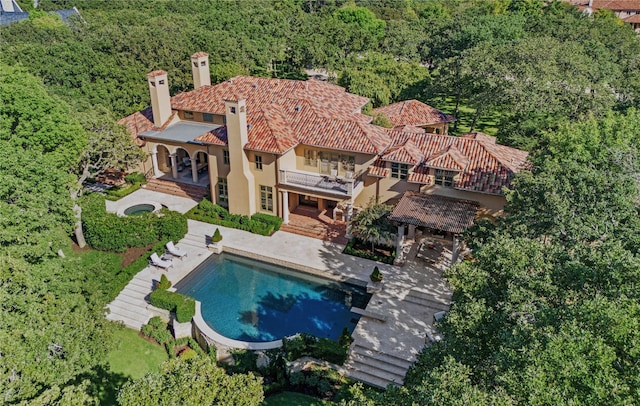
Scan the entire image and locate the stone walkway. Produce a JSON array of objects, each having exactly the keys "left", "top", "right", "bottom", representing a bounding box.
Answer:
[{"left": 105, "top": 189, "right": 452, "bottom": 389}]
